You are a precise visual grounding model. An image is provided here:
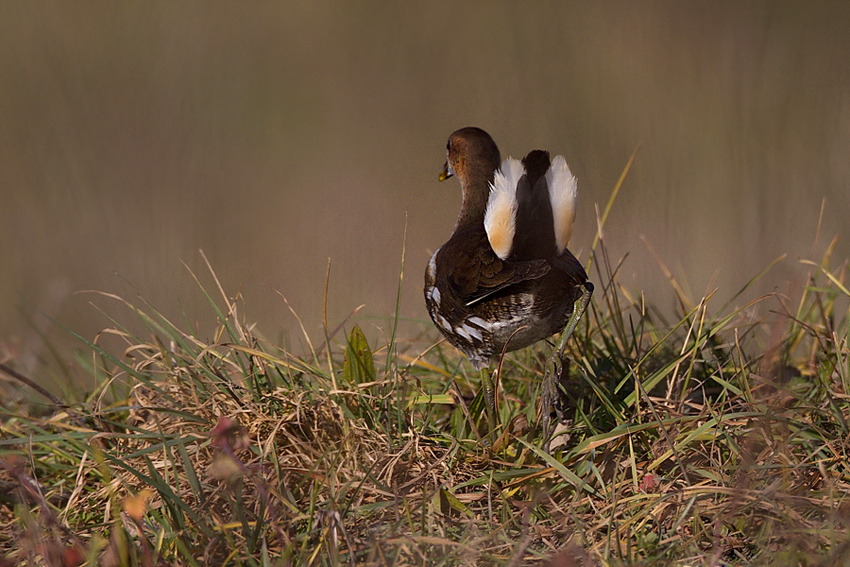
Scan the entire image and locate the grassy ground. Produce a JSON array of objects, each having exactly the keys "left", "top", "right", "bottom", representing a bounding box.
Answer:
[
  {"left": 2, "top": 151, "right": 850, "bottom": 566},
  {"left": 1, "top": 231, "right": 849, "bottom": 566}
]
